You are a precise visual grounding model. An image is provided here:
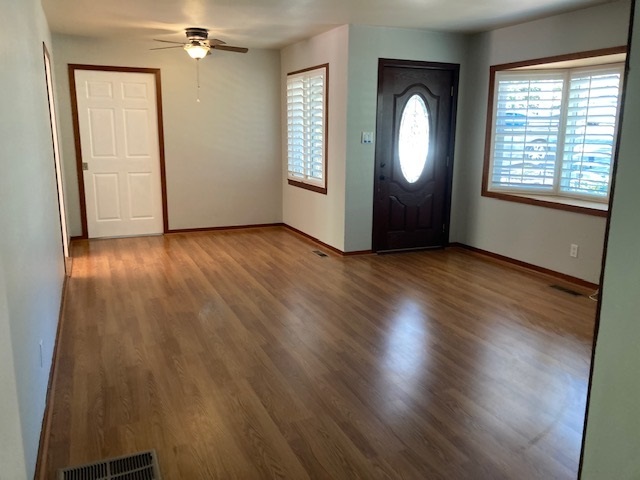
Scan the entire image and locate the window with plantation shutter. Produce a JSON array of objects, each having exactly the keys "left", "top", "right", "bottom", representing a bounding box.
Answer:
[
  {"left": 491, "top": 72, "right": 564, "bottom": 192},
  {"left": 484, "top": 51, "right": 625, "bottom": 213},
  {"left": 287, "top": 64, "right": 328, "bottom": 194},
  {"left": 560, "top": 67, "right": 622, "bottom": 198}
]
